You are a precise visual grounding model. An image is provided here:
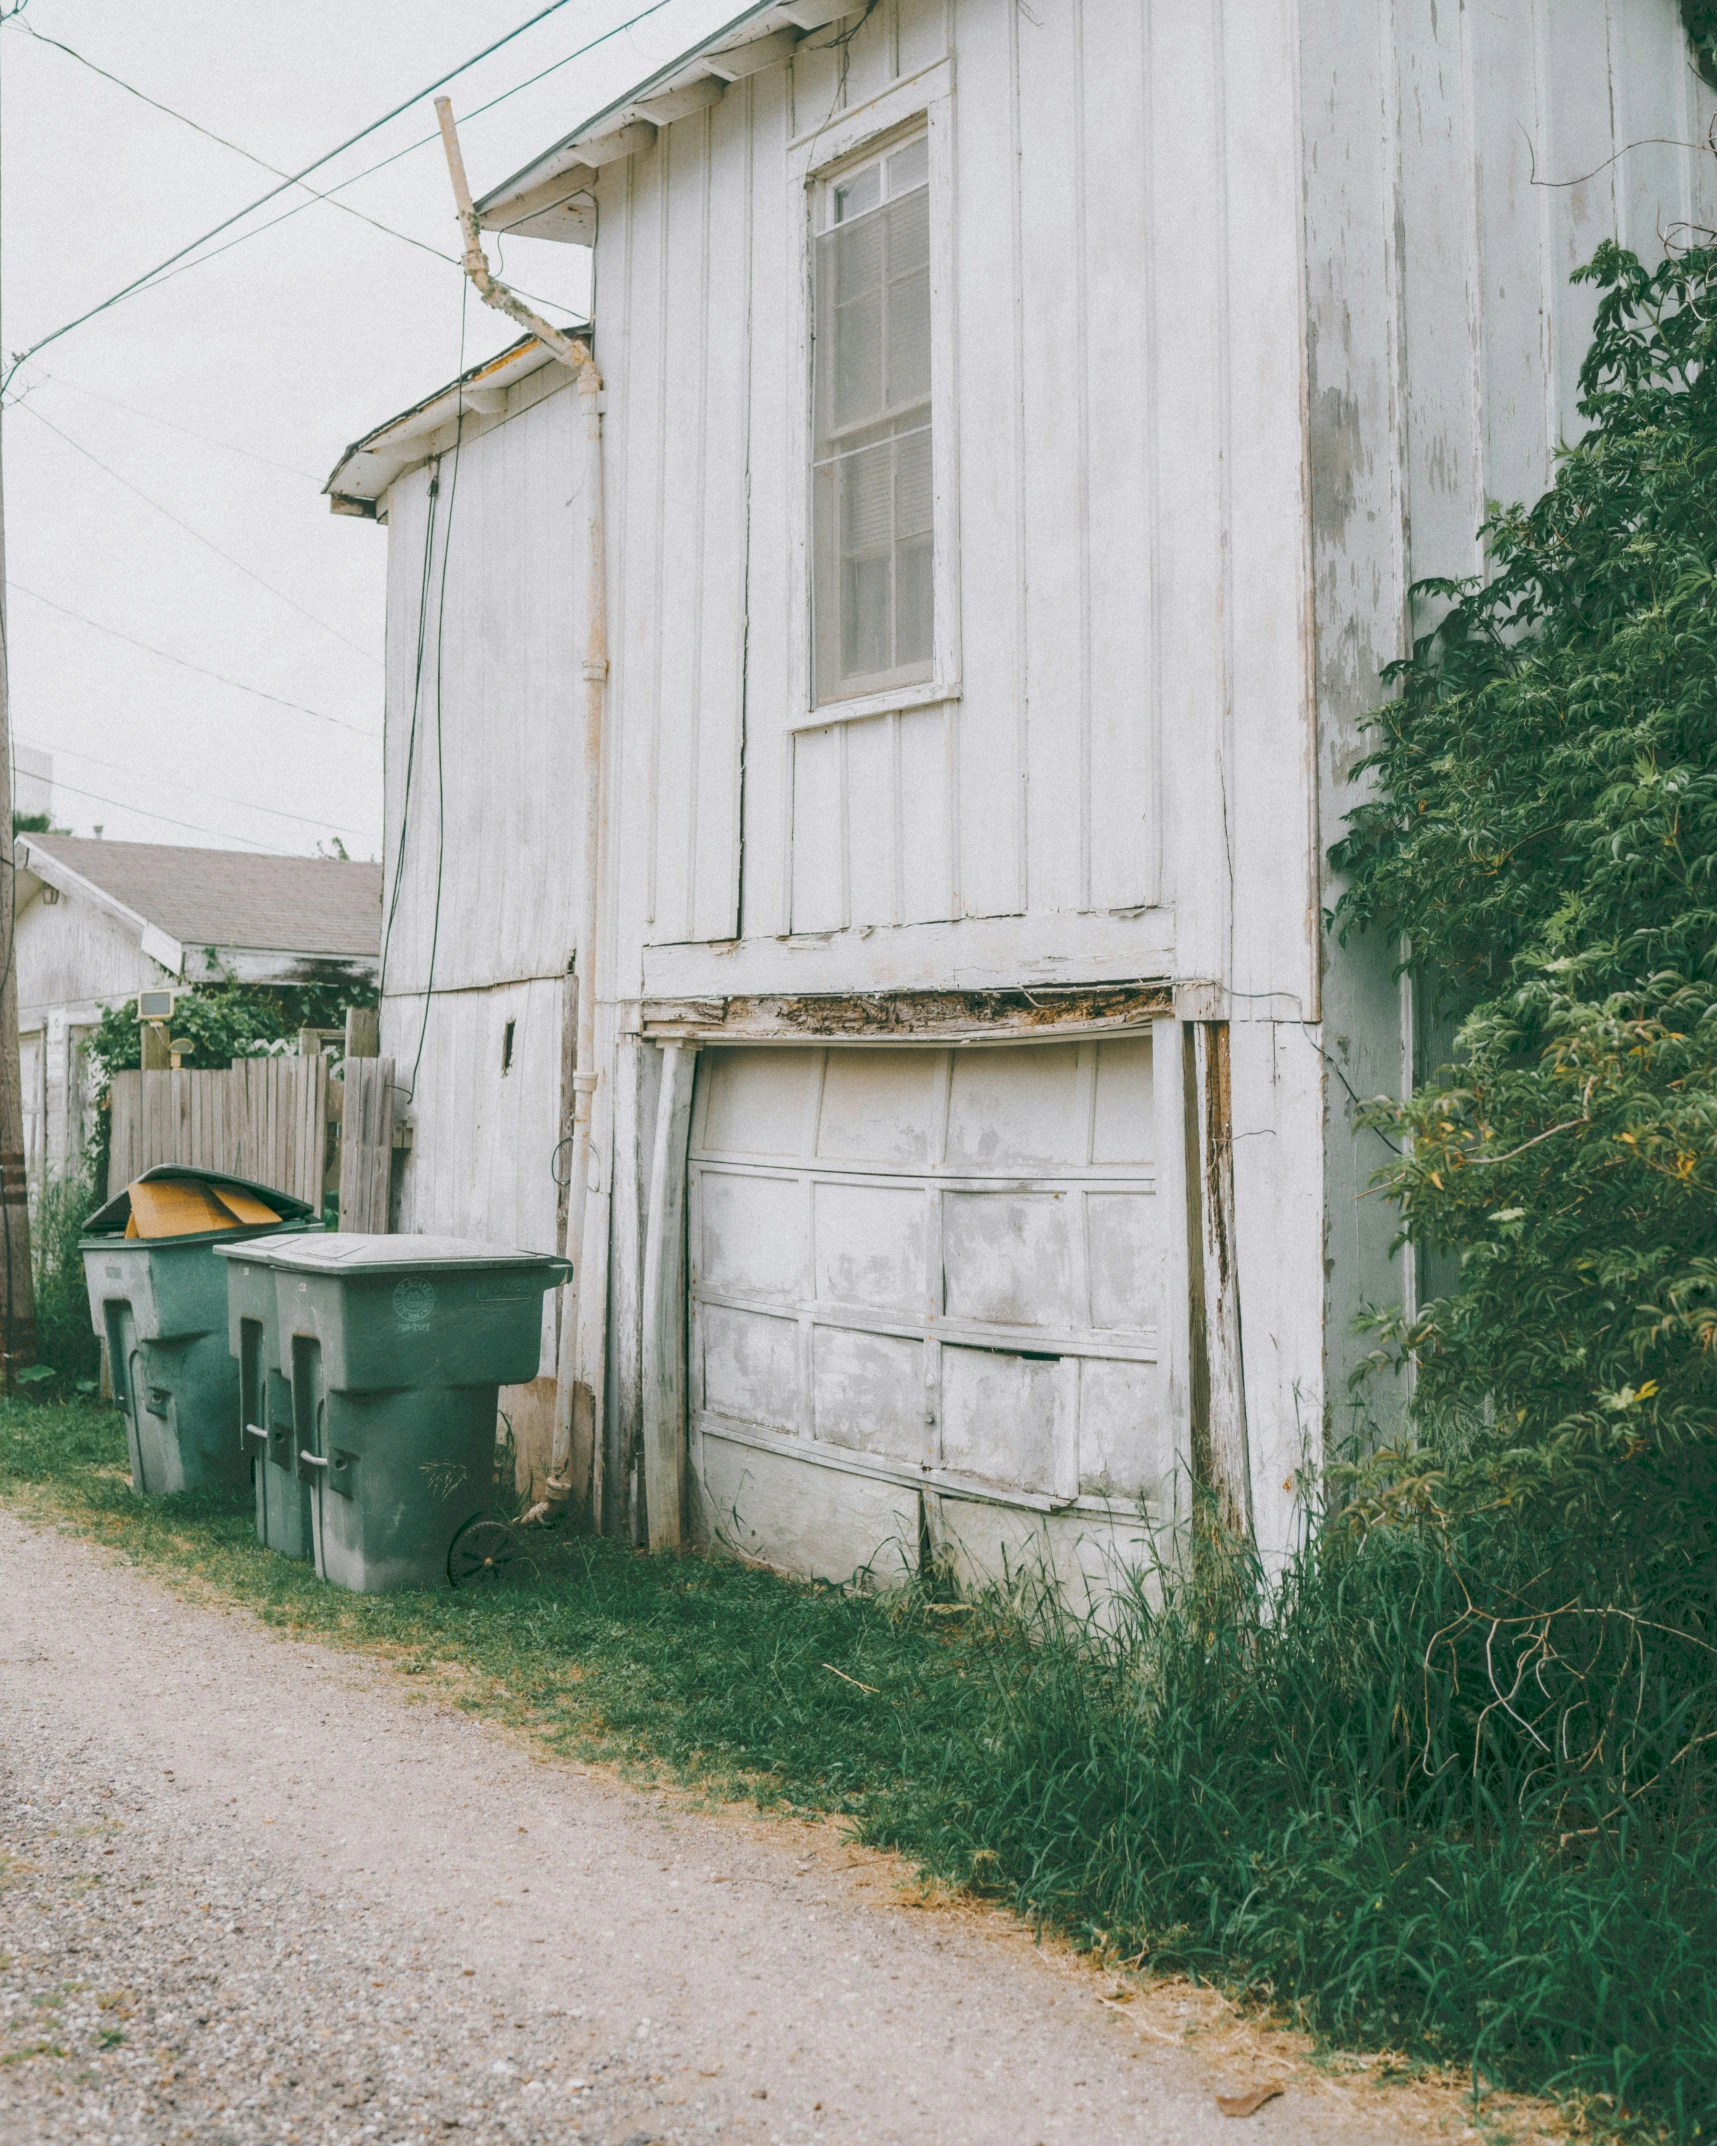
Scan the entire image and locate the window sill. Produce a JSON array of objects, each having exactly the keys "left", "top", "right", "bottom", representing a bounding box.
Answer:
[{"left": 790, "top": 678, "right": 961, "bottom": 732}]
